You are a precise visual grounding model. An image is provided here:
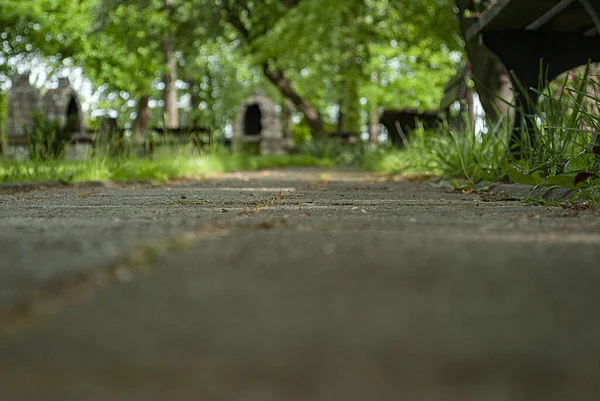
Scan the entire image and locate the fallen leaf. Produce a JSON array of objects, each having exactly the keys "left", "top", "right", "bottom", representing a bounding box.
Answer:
[{"left": 574, "top": 172, "right": 594, "bottom": 186}]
